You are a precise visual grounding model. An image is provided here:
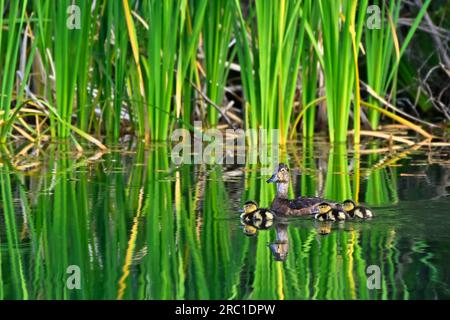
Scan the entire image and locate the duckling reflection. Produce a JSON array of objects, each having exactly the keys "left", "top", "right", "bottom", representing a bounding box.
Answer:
[
  {"left": 268, "top": 222, "right": 289, "bottom": 262},
  {"left": 242, "top": 224, "right": 259, "bottom": 237},
  {"left": 315, "top": 221, "right": 333, "bottom": 235},
  {"left": 241, "top": 218, "right": 274, "bottom": 237}
]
